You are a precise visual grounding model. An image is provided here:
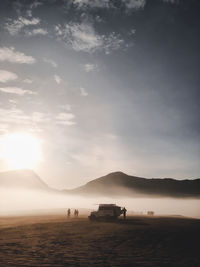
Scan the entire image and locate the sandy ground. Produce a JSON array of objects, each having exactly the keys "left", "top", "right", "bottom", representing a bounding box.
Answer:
[{"left": 0, "top": 214, "right": 200, "bottom": 267}]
